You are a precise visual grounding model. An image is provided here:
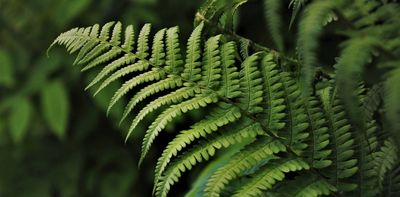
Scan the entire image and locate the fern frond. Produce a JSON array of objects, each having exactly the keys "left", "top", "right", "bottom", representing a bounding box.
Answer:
[
  {"left": 232, "top": 158, "right": 310, "bottom": 197},
  {"left": 289, "top": 0, "right": 308, "bottom": 28},
  {"left": 260, "top": 53, "right": 286, "bottom": 131},
  {"left": 219, "top": 42, "right": 240, "bottom": 98},
  {"left": 319, "top": 87, "right": 358, "bottom": 191},
  {"left": 155, "top": 120, "right": 263, "bottom": 197},
  {"left": 297, "top": 1, "right": 334, "bottom": 94},
  {"left": 106, "top": 68, "right": 165, "bottom": 114},
  {"left": 120, "top": 77, "right": 181, "bottom": 123},
  {"left": 165, "top": 27, "right": 183, "bottom": 73},
  {"left": 153, "top": 103, "right": 241, "bottom": 188},
  {"left": 280, "top": 72, "right": 309, "bottom": 152},
  {"left": 200, "top": 35, "right": 222, "bottom": 88},
  {"left": 274, "top": 173, "right": 337, "bottom": 197},
  {"left": 137, "top": 23, "right": 151, "bottom": 59},
  {"left": 304, "top": 96, "right": 331, "bottom": 169},
  {"left": 182, "top": 23, "right": 204, "bottom": 81},
  {"left": 336, "top": 37, "right": 378, "bottom": 129},
  {"left": 384, "top": 68, "right": 400, "bottom": 145},
  {"left": 238, "top": 53, "right": 263, "bottom": 113},
  {"left": 125, "top": 87, "right": 195, "bottom": 141},
  {"left": 374, "top": 139, "right": 398, "bottom": 190},
  {"left": 263, "top": 0, "right": 284, "bottom": 51},
  {"left": 139, "top": 94, "right": 218, "bottom": 164},
  {"left": 91, "top": 60, "right": 149, "bottom": 94},
  {"left": 204, "top": 138, "right": 286, "bottom": 197},
  {"left": 85, "top": 54, "right": 136, "bottom": 90}
]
